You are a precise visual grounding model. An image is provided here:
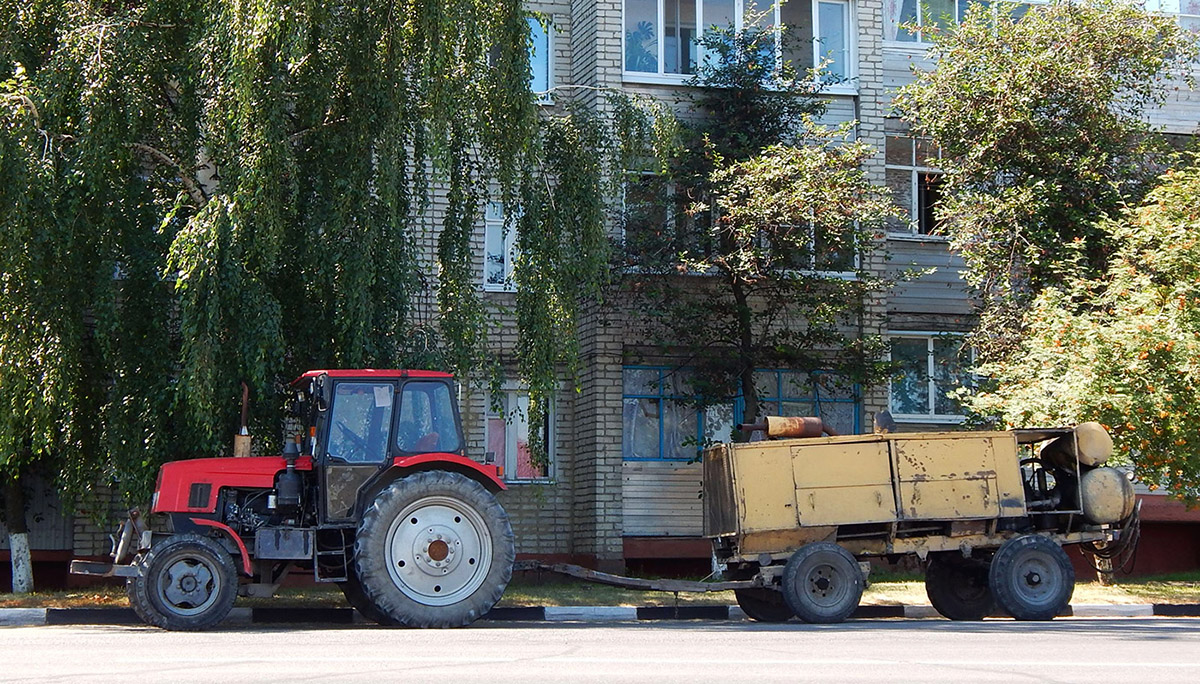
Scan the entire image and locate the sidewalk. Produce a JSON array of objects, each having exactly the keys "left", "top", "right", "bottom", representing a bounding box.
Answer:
[{"left": 2, "top": 602, "right": 1199, "bottom": 627}]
